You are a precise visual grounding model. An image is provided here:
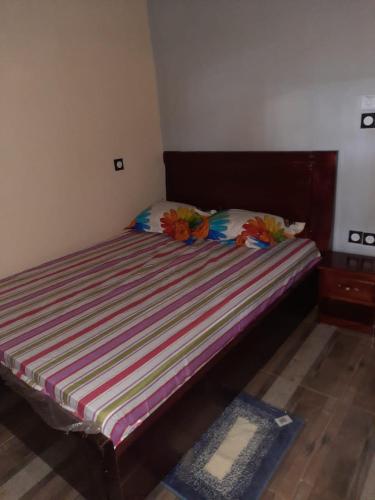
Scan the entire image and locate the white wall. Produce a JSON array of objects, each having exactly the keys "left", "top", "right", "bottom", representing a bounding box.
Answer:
[
  {"left": 0, "top": 0, "right": 164, "bottom": 279},
  {"left": 148, "top": 0, "right": 375, "bottom": 255}
]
